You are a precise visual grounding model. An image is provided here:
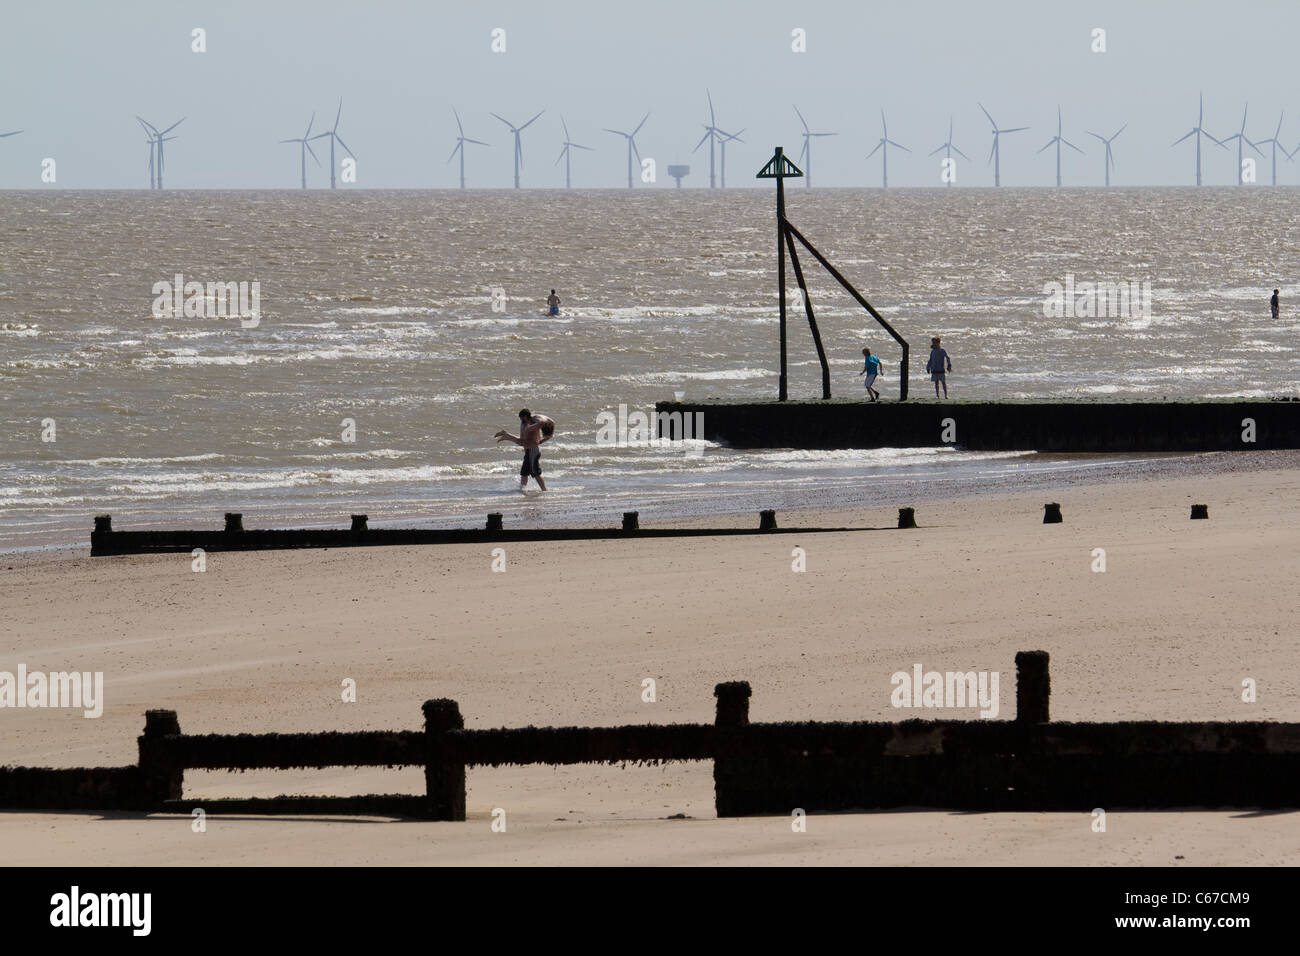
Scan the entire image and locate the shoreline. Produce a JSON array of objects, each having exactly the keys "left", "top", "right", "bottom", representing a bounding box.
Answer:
[{"left": 6, "top": 448, "right": 1297, "bottom": 563}]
